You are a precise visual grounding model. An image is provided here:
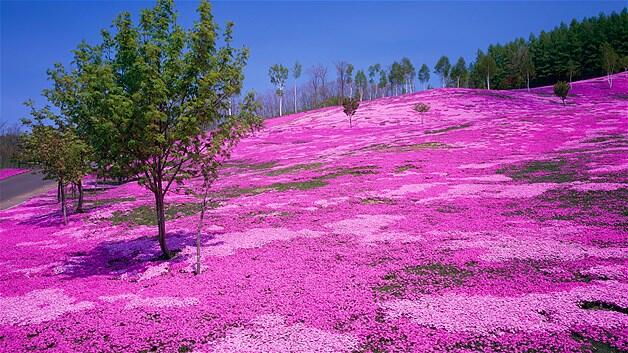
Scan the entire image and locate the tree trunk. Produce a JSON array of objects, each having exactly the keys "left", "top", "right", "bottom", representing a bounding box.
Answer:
[
  {"left": 526, "top": 73, "right": 530, "bottom": 92},
  {"left": 487, "top": 74, "right": 491, "bottom": 90},
  {"left": 279, "top": 95, "right": 283, "bottom": 116},
  {"left": 195, "top": 180, "right": 211, "bottom": 275},
  {"left": 154, "top": 189, "right": 172, "bottom": 259},
  {"left": 75, "top": 179, "right": 84, "bottom": 213},
  {"left": 57, "top": 181, "right": 62, "bottom": 203},
  {"left": 60, "top": 179, "right": 67, "bottom": 225},
  {"left": 294, "top": 84, "right": 297, "bottom": 113}
]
